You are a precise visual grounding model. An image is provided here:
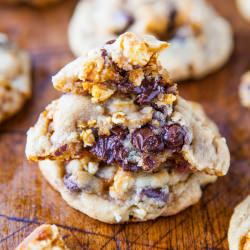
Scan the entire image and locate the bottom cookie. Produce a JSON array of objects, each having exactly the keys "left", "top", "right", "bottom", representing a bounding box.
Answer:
[
  {"left": 39, "top": 160, "right": 216, "bottom": 224},
  {"left": 228, "top": 195, "right": 250, "bottom": 250},
  {"left": 16, "top": 224, "right": 69, "bottom": 250}
]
